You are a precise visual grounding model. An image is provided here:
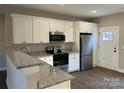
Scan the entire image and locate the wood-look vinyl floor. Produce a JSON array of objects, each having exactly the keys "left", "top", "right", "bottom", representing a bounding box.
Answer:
[
  {"left": 1, "top": 67, "right": 124, "bottom": 89},
  {"left": 71, "top": 66, "right": 124, "bottom": 89}
]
